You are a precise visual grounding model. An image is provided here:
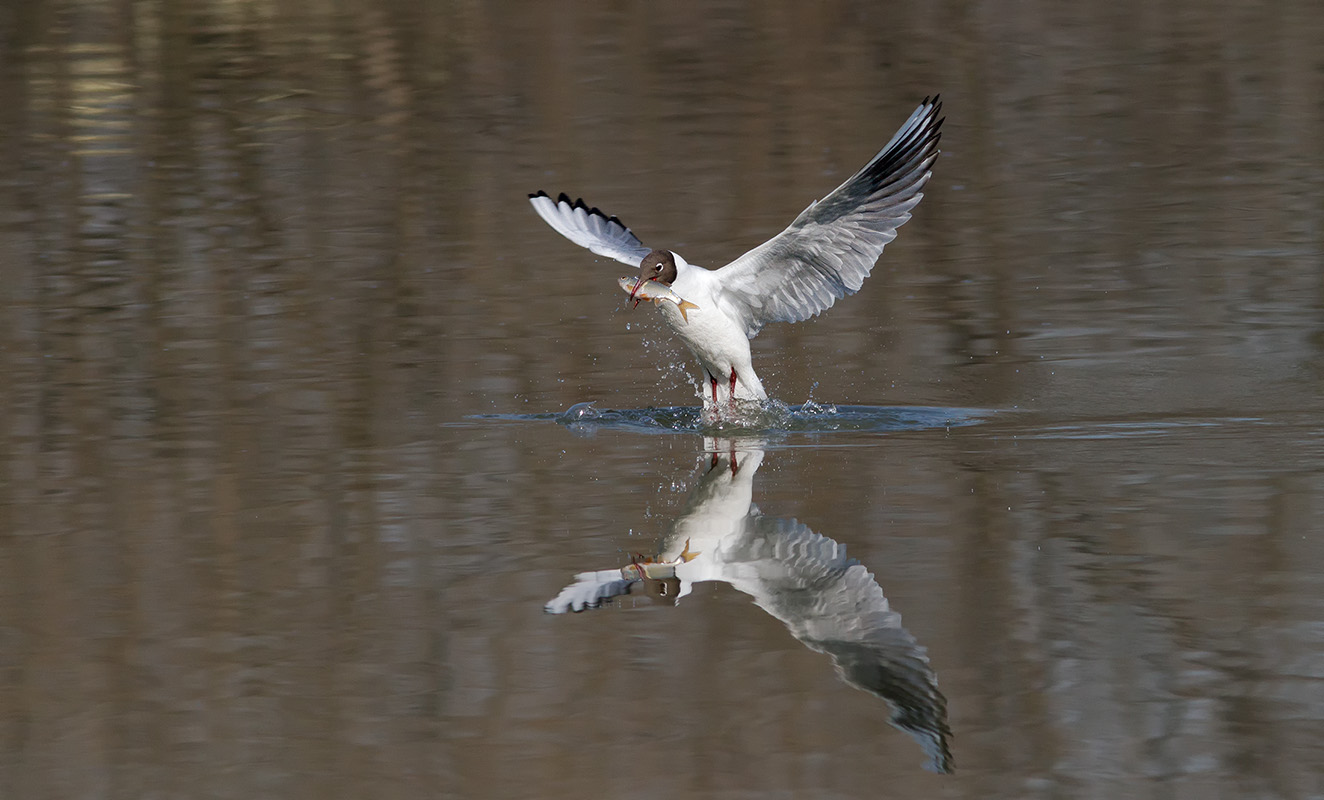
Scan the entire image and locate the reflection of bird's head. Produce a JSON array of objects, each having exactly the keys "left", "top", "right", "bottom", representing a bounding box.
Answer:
[{"left": 646, "top": 576, "right": 683, "bottom": 601}]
